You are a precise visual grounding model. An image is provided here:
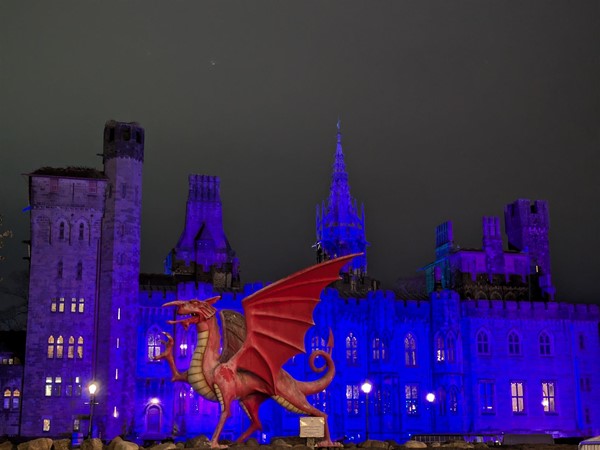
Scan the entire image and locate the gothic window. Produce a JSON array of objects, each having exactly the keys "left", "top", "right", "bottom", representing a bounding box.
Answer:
[
  {"left": 44, "top": 377, "right": 52, "bottom": 397},
  {"left": 539, "top": 332, "right": 552, "bottom": 356},
  {"left": 476, "top": 329, "right": 490, "bottom": 355},
  {"left": 67, "top": 336, "right": 75, "bottom": 359},
  {"left": 190, "top": 387, "right": 199, "bottom": 415},
  {"left": 449, "top": 386, "right": 459, "bottom": 414},
  {"left": 75, "top": 377, "right": 82, "bottom": 396},
  {"left": 58, "top": 297, "right": 65, "bottom": 313},
  {"left": 345, "top": 384, "right": 359, "bottom": 415},
  {"left": 405, "top": 384, "right": 419, "bottom": 415},
  {"left": 508, "top": 331, "right": 521, "bottom": 355},
  {"left": 77, "top": 337, "right": 84, "bottom": 359},
  {"left": 374, "top": 387, "right": 392, "bottom": 415},
  {"left": 12, "top": 389, "right": 20, "bottom": 410},
  {"left": 65, "top": 378, "right": 73, "bottom": 397},
  {"left": 345, "top": 333, "right": 358, "bottom": 365},
  {"left": 479, "top": 380, "right": 495, "bottom": 413},
  {"left": 311, "top": 336, "right": 327, "bottom": 353},
  {"left": 147, "top": 327, "right": 163, "bottom": 361},
  {"left": 312, "top": 389, "right": 328, "bottom": 412},
  {"left": 78, "top": 298, "right": 84, "bottom": 313},
  {"left": 435, "top": 333, "right": 445, "bottom": 362},
  {"left": 3, "top": 389, "right": 10, "bottom": 409},
  {"left": 76, "top": 261, "right": 82, "bottom": 280},
  {"left": 43, "top": 419, "right": 51, "bottom": 432},
  {"left": 176, "top": 387, "right": 186, "bottom": 415},
  {"left": 59, "top": 221, "right": 66, "bottom": 240},
  {"left": 78, "top": 223, "right": 85, "bottom": 241},
  {"left": 146, "top": 405, "right": 161, "bottom": 434},
  {"left": 404, "top": 333, "right": 417, "bottom": 367},
  {"left": 447, "top": 332, "right": 456, "bottom": 363},
  {"left": 71, "top": 298, "right": 77, "bottom": 313},
  {"left": 372, "top": 337, "right": 387, "bottom": 361},
  {"left": 438, "top": 388, "right": 447, "bottom": 416},
  {"left": 51, "top": 298, "right": 57, "bottom": 312},
  {"left": 510, "top": 381, "right": 525, "bottom": 413},
  {"left": 542, "top": 381, "right": 556, "bottom": 413},
  {"left": 47, "top": 336, "right": 55, "bottom": 358},
  {"left": 57, "top": 261, "right": 63, "bottom": 279},
  {"left": 53, "top": 376, "right": 62, "bottom": 396},
  {"left": 56, "top": 336, "right": 64, "bottom": 358}
]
